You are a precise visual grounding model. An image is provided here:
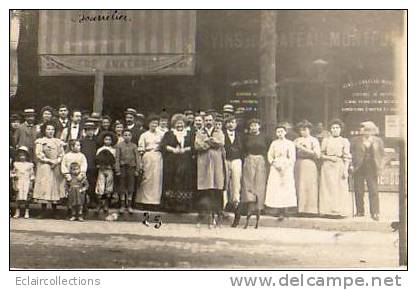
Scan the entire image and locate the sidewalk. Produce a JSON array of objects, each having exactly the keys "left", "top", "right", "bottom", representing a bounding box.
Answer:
[
  {"left": 11, "top": 204, "right": 397, "bottom": 233},
  {"left": 10, "top": 191, "right": 399, "bottom": 232}
]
